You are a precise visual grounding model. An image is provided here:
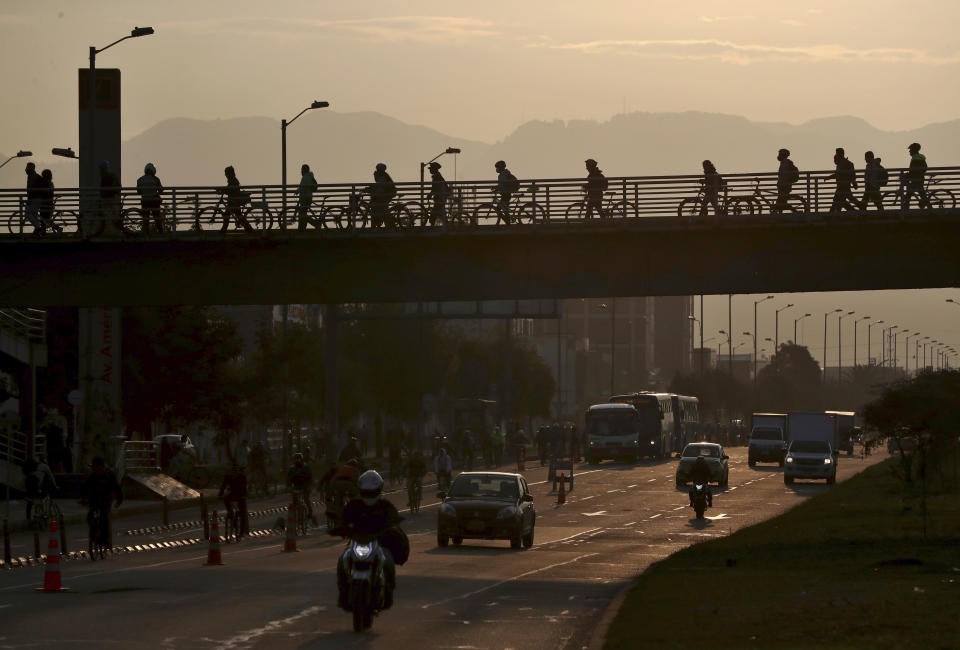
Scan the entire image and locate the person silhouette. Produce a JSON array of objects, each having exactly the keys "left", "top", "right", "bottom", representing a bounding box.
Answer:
[
  {"left": 296, "top": 163, "right": 319, "bottom": 230},
  {"left": 902, "top": 142, "right": 931, "bottom": 210},
  {"left": 369, "top": 163, "right": 397, "bottom": 229},
  {"left": 136, "top": 162, "right": 164, "bottom": 234},
  {"left": 494, "top": 160, "right": 518, "bottom": 224},
  {"left": 861, "top": 151, "right": 885, "bottom": 212},
  {"left": 826, "top": 148, "right": 859, "bottom": 213},
  {"left": 584, "top": 159, "right": 607, "bottom": 219},
  {"left": 773, "top": 148, "right": 800, "bottom": 215},
  {"left": 220, "top": 165, "right": 255, "bottom": 233},
  {"left": 23, "top": 162, "right": 44, "bottom": 234},
  {"left": 427, "top": 162, "right": 449, "bottom": 226},
  {"left": 699, "top": 160, "right": 723, "bottom": 219}
]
